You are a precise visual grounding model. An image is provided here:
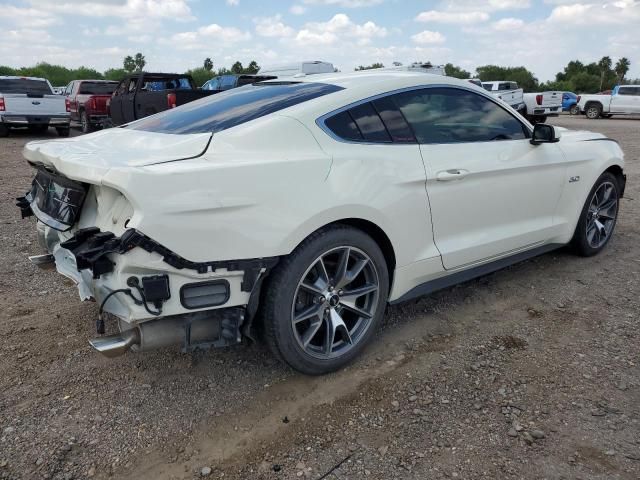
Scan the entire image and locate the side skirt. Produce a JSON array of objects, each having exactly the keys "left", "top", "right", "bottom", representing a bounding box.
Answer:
[{"left": 390, "top": 243, "right": 563, "bottom": 305}]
